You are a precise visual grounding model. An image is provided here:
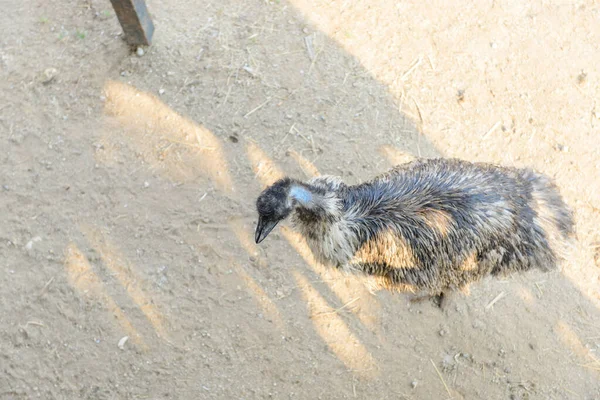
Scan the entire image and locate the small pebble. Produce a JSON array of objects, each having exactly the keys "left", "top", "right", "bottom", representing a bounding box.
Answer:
[
  {"left": 118, "top": 336, "right": 129, "bottom": 350},
  {"left": 136, "top": 47, "right": 145, "bottom": 57},
  {"left": 25, "top": 236, "right": 42, "bottom": 250},
  {"left": 411, "top": 380, "right": 418, "bottom": 389},
  {"left": 439, "top": 329, "right": 446, "bottom": 336},
  {"left": 42, "top": 68, "right": 58, "bottom": 84},
  {"left": 159, "top": 89, "right": 165, "bottom": 95},
  {"left": 144, "top": 181, "right": 150, "bottom": 188}
]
